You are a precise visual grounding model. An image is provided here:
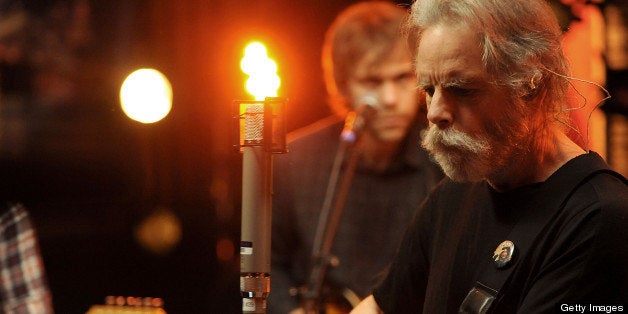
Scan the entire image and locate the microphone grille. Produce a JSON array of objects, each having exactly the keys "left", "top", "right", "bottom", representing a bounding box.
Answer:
[{"left": 244, "top": 103, "right": 265, "bottom": 142}]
